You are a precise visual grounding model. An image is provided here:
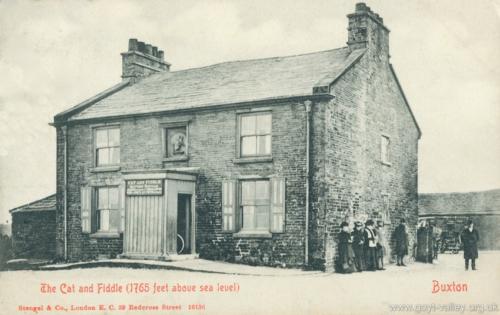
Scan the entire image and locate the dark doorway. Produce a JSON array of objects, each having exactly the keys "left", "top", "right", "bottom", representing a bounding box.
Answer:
[{"left": 177, "top": 194, "right": 192, "bottom": 254}]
